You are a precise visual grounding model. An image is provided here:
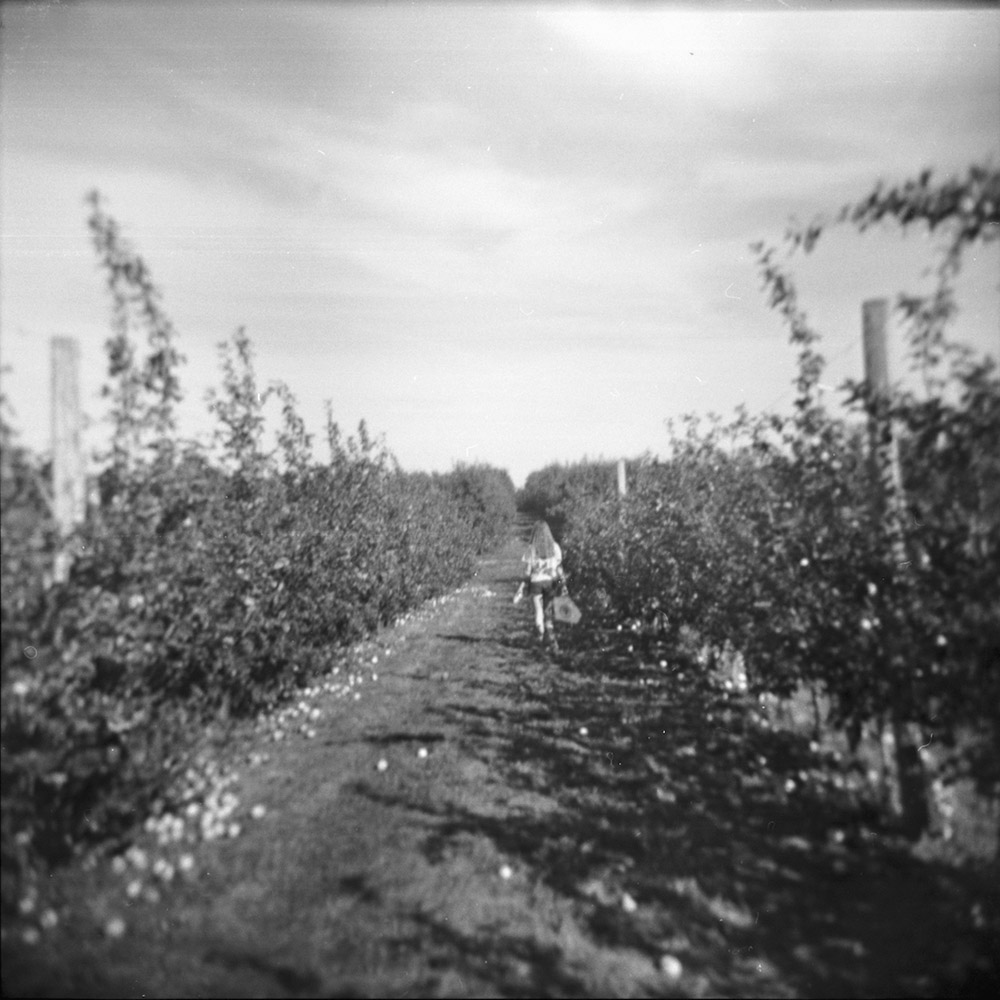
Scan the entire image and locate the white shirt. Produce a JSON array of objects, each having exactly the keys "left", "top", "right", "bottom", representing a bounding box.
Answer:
[{"left": 525, "top": 543, "right": 562, "bottom": 583}]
